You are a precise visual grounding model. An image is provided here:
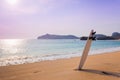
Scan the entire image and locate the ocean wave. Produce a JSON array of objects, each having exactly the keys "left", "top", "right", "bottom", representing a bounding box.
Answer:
[{"left": 0, "top": 47, "right": 120, "bottom": 66}]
